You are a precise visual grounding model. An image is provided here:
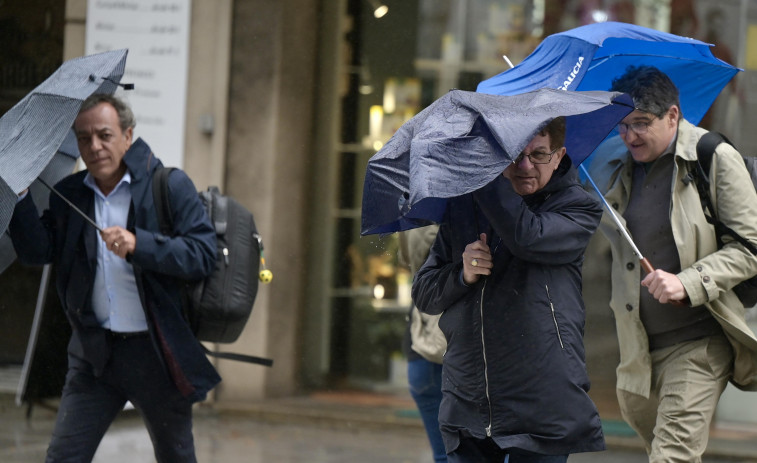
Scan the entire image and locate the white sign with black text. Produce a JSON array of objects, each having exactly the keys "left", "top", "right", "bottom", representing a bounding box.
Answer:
[{"left": 85, "top": 0, "right": 192, "bottom": 168}]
